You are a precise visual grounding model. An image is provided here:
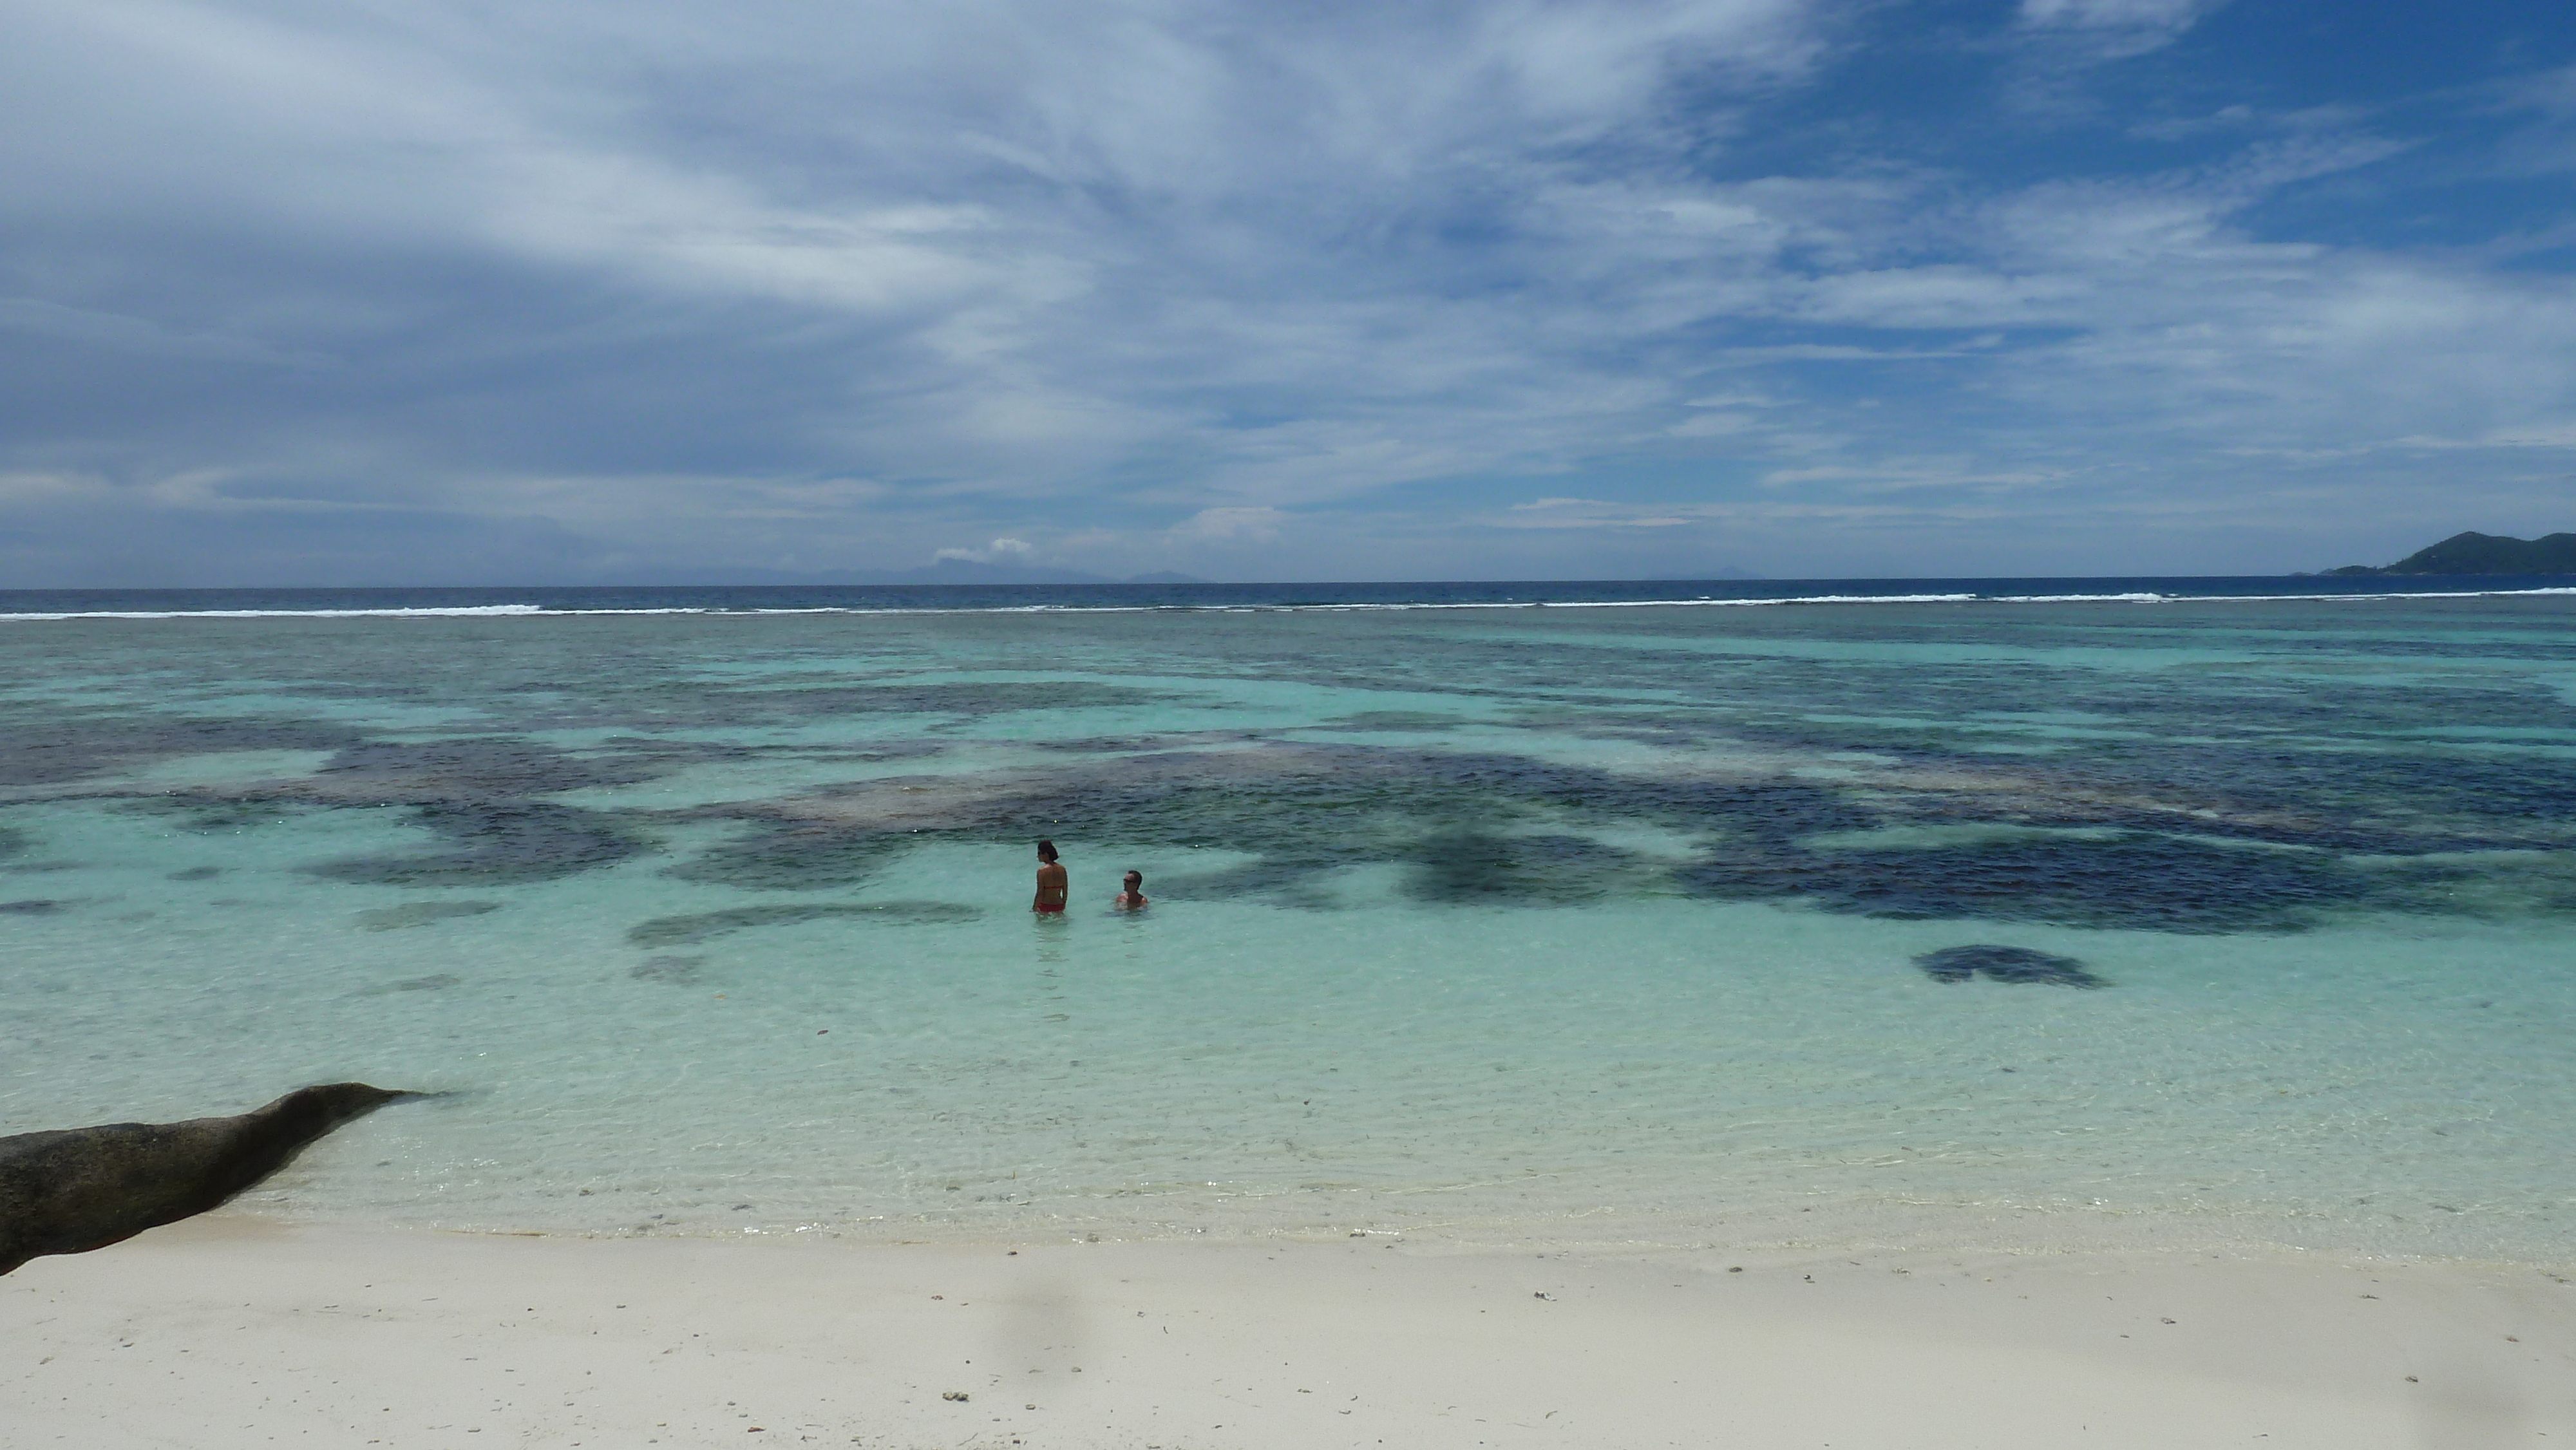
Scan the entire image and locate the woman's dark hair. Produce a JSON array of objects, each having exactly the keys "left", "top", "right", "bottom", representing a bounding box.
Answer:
[{"left": 1037, "top": 838, "right": 1058, "bottom": 861}]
